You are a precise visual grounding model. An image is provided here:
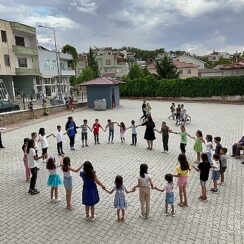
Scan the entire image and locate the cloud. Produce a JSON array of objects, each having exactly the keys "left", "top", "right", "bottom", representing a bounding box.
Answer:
[
  {"left": 70, "top": 0, "right": 97, "bottom": 14},
  {"left": 0, "top": 0, "right": 244, "bottom": 55}
]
